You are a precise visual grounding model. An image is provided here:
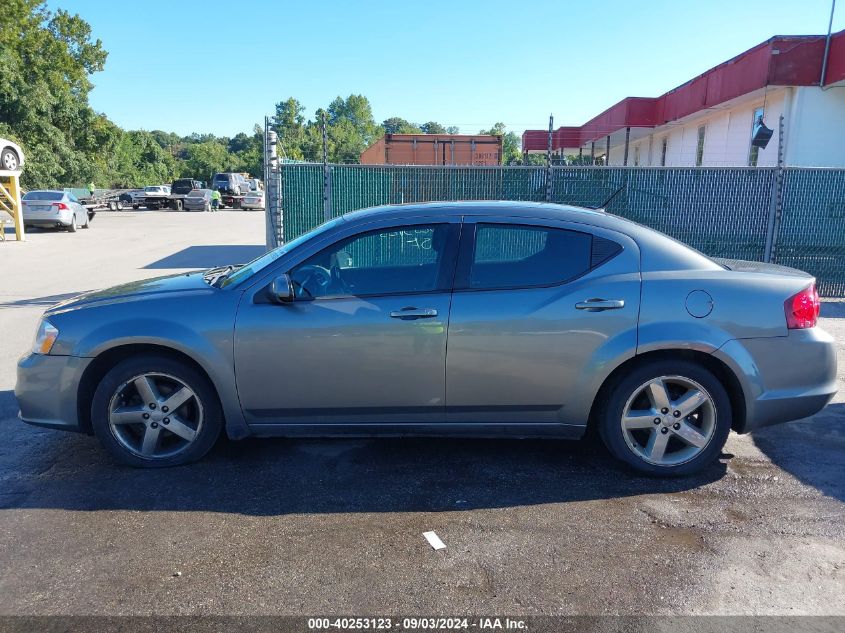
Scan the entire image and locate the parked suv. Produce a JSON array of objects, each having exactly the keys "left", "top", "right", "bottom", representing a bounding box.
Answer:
[{"left": 212, "top": 173, "right": 249, "bottom": 196}]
